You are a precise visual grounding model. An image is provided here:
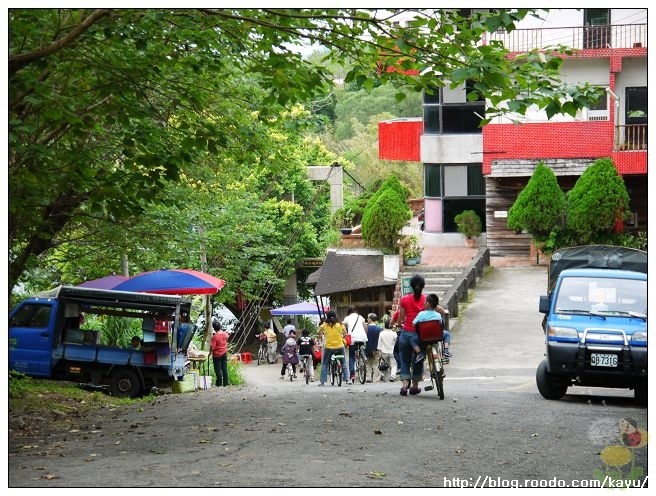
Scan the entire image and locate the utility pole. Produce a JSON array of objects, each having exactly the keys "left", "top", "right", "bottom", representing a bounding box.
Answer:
[
  {"left": 198, "top": 225, "right": 212, "bottom": 350},
  {"left": 121, "top": 254, "right": 129, "bottom": 277}
]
